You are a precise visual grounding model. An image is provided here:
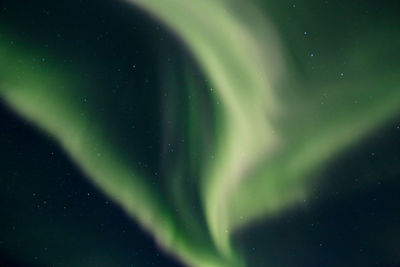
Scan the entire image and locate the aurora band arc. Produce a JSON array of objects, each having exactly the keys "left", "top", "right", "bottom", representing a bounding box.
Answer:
[
  {"left": 1, "top": 0, "right": 400, "bottom": 266},
  {"left": 123, "top": 0, "right": 400, "bottom": 261},
  {"left": 0, "top": 40, "right": 234, "bottom": 267}
]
